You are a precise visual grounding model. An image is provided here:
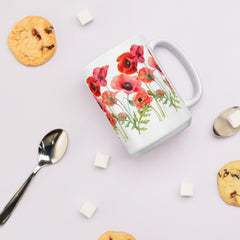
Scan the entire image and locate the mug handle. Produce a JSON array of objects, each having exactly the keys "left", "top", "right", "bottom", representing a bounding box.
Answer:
[{"left": 149, "top": 39, "right": 202, "bottom": 108}]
